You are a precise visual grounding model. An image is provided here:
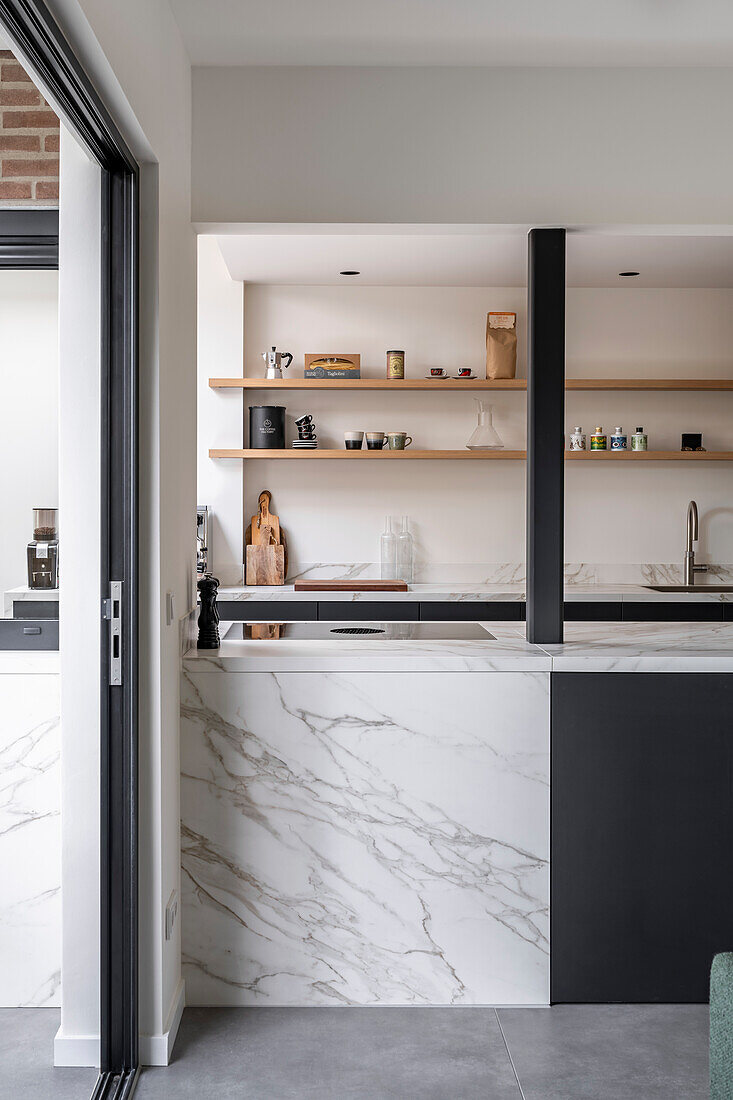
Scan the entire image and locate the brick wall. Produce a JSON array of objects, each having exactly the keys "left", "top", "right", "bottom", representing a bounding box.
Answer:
[{"left": 0, "top": 50, "right": 59, "bottom": 205}]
